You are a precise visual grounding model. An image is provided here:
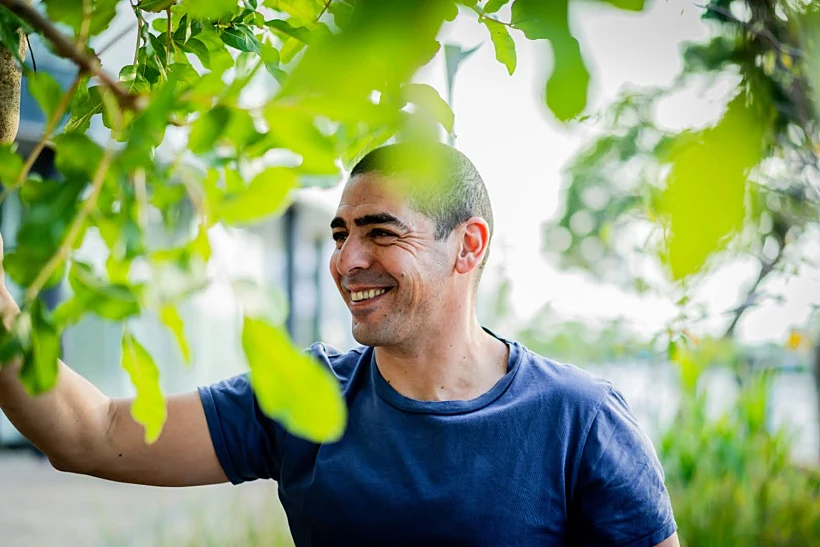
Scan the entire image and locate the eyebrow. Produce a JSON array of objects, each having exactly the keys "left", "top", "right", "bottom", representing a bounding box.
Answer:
[{"left": 330, "top": 213, "right": 410, "bottom": 232}]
